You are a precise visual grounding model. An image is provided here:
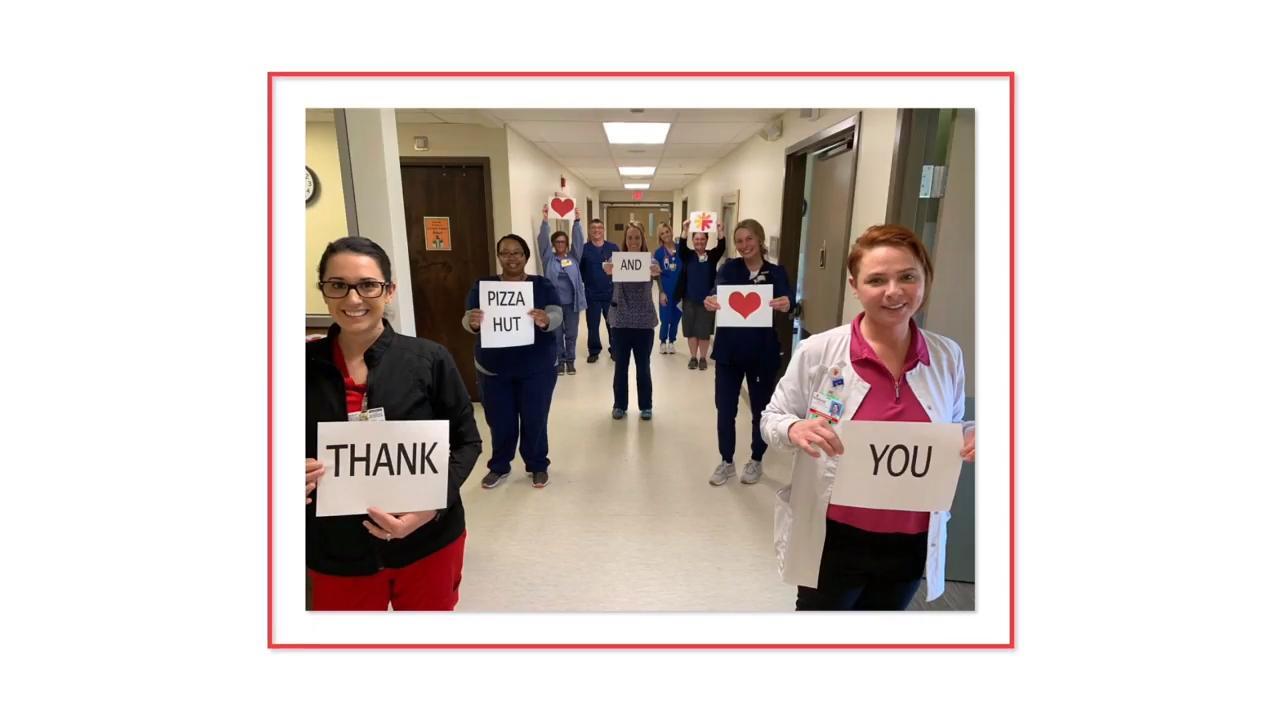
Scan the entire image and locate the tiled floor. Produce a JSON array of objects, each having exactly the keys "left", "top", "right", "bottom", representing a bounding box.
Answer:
[{"left": 455, "top": 321, "right": 975, "bottom": 612}]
